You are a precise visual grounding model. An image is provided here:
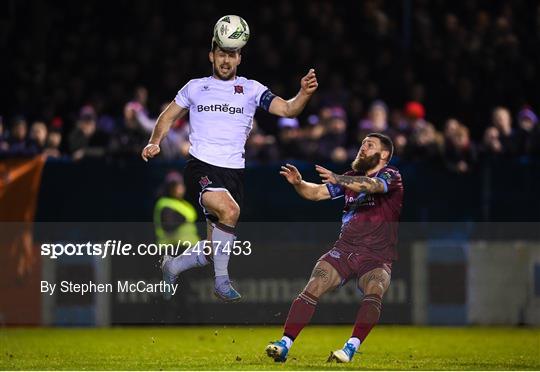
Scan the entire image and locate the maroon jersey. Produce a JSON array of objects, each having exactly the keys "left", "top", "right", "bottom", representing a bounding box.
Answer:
[{"left": 326, "top": 166, "right": 403, "bottom": 260}]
